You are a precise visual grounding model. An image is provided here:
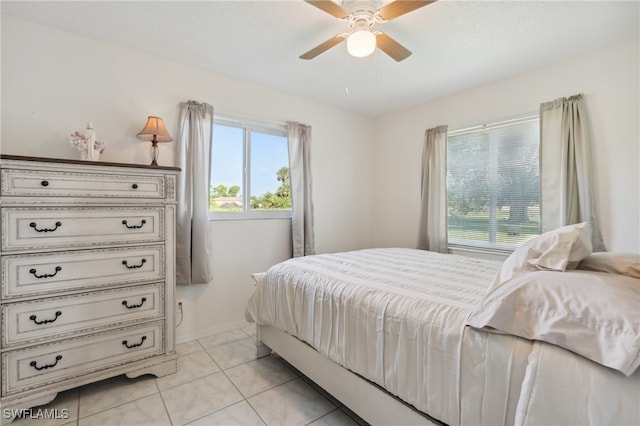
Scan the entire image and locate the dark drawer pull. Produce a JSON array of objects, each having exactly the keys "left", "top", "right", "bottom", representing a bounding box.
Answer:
[
  {"left": 30, "top": 221, "right": 62, "bottom": 233},
  {"left": 122, "top": 297, "right": 147, "bottom": 309},
  {"left": 132, "top": 183, "right": 139, "bottom": 189},
  {"left": 30, "top": 311, "right": 62, "bottom": 325},
  {"left": 122, "top": 335, "right": 147, "bottom": 349},
  {"left": 40, "top": 180, "right": 49, "bottom": 187},
  {"left": 122, "top": 219, "right": 146, "bottom": 229},
  {"left": 122, "top": 258, "right": 147, "bottom": 269},
  {"left": 30, "top": 355, "right": 62, "bottom": 371},
  {"left": 29, "top": 266, "right": 62, "bottom": 279}
]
